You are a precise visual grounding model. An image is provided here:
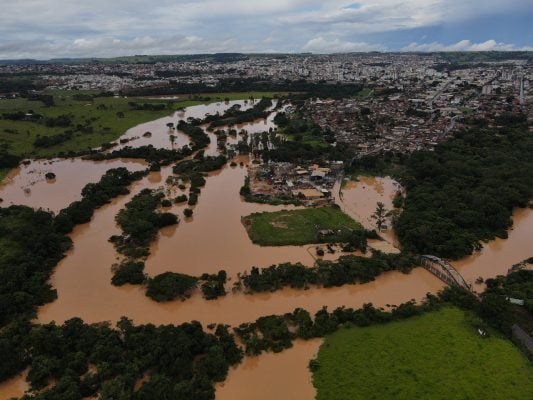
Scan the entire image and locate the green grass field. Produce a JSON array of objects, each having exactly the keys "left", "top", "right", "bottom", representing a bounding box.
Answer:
[
  {"left": 312, "top": 307, "right": 533, "bottom": 400},
  {"left": 243, "top": 207, "right": 363, "bottom": 246}
]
